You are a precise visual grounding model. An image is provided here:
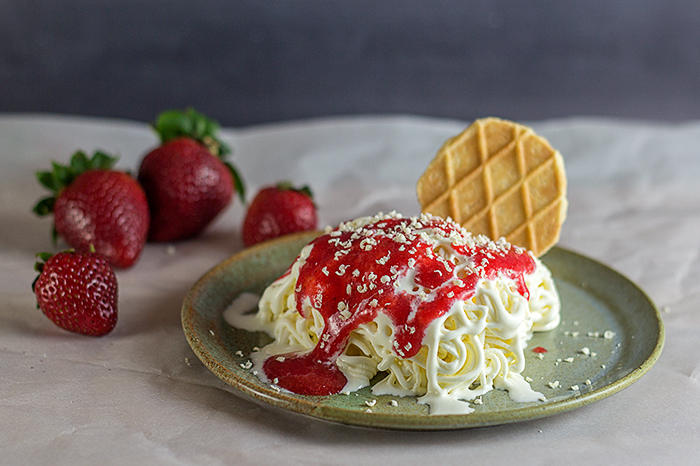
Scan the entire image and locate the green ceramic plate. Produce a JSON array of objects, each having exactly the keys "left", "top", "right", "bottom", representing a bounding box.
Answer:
[{"left": 182, "top": 232, "right": 664, "bottom": 430}]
